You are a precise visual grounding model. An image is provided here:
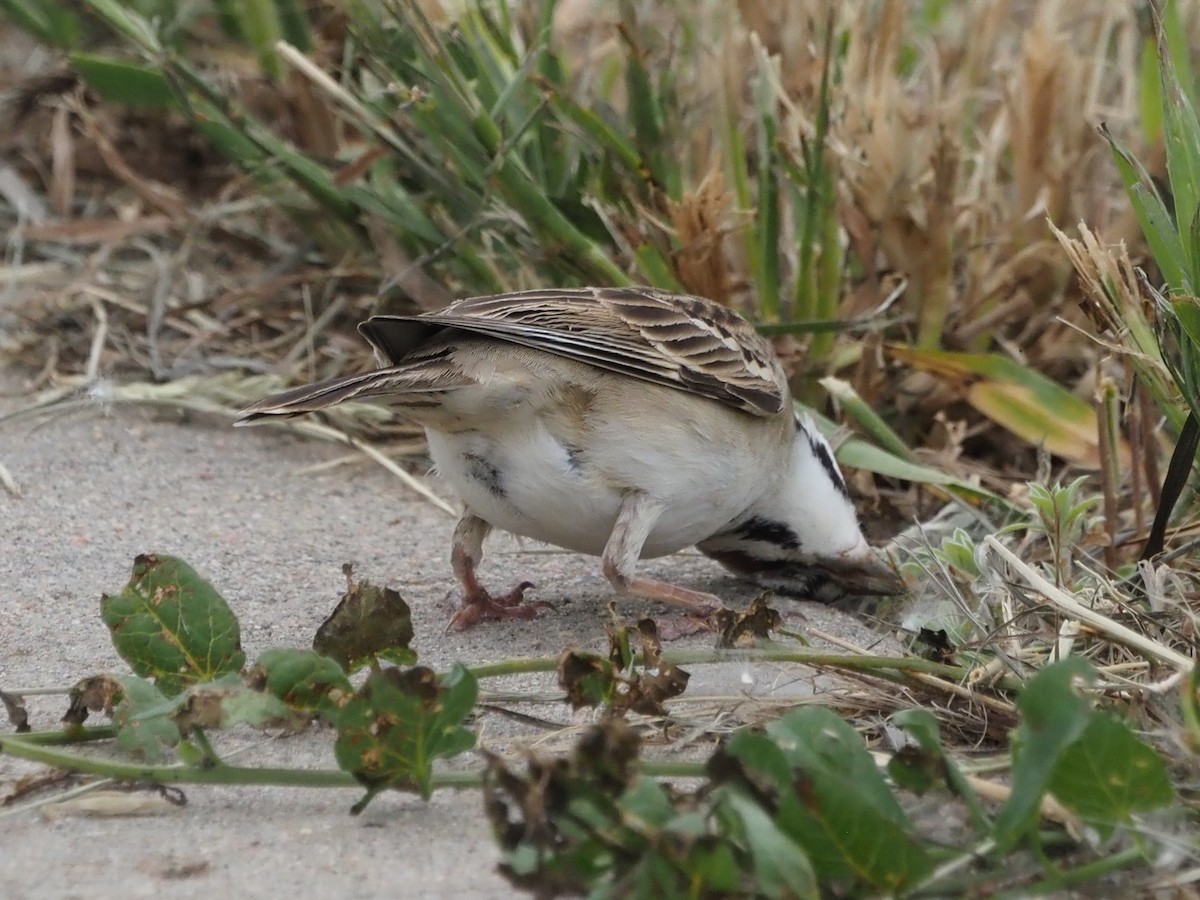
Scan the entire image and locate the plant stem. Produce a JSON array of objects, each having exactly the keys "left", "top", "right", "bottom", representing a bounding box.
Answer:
[
  {"left": 0, "top": 735, "right": 705, "bottom": 792},
  {"left": 467, "top": 657, "right": 561, "bottom": 680},
  {"left": 0, "top": 734, "right": 358, "bottom": 788},
  {"left": 13, "top": 726, "right": 117, "bottom": 745},
  {"left": 472, "top": 647, "right": 1024, "bottom": 693},
  {"left": 993, "top": 846, "right": 1146, "bottom": 898}
]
